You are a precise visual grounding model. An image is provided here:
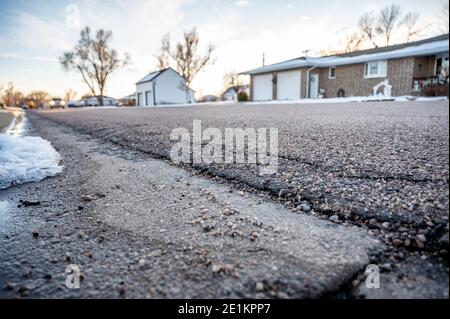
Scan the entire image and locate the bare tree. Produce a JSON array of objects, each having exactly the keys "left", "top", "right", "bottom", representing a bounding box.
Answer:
[
  {"left": 317, "top": 47, "right": 343, "bottom": 56},
  {"left": 343, "top": 32, "right": 365, "bottom": 52},
  {"left": 60, "top": 26, "right": 130, "bottom": 106},
  {"left": 26, "top": 91, "right": 50, "bottom": 109},
  {"left": 223, "top": 71, "right": 243, "bottom": 89},
  {"left": 156, "top": 28, "right": 215, "bottom": 87},
  {"left": 155, "top": 33, "right": 171, "bottom": 70},
  {"left": 358, "top": 12, "right": 379, "bottom": 48},
  {"left": 376, "top": 4, "right": 402, "bottom": 46},
  {"left": 0, "top": 84, "right": 3, "bottom": 108},
  {"left": 401, "top": 12, "right": 426, "bottom": 42},
  {"left": 1, "top": 82, "right": 23, "bottom": 108},
  {"left": 64, "top": 89, "right": 77, "bottom": 103}
]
